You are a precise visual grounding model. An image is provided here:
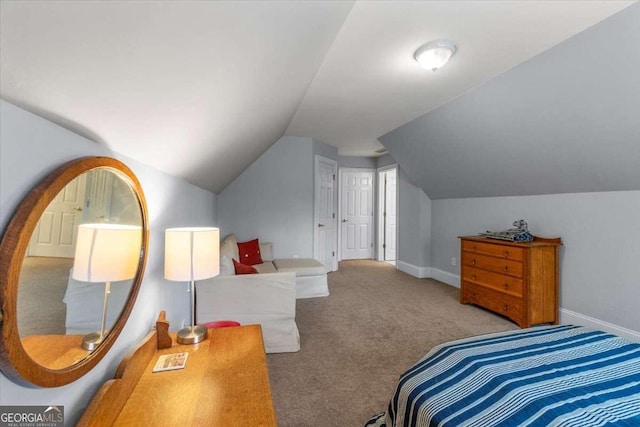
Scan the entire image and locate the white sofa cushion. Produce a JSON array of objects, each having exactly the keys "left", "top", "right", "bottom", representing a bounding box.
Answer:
[
  {"left": 253, "top": 262, "right": 277, "bottom": 274},
  {"left": 273, "top": 258, "right": 327, "bottom": 277},
  {"left": 259, "top": 242, "right": 273, "bottom": 262}
]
